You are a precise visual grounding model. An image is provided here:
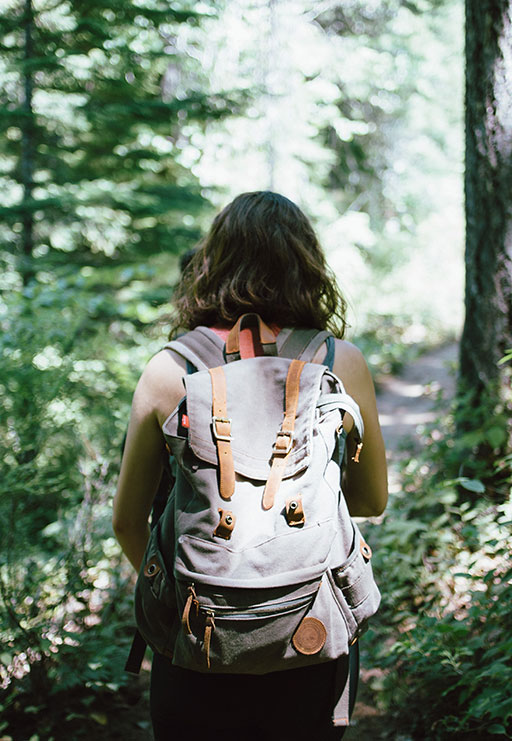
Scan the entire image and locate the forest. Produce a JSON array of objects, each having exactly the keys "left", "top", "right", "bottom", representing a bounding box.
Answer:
[{"left": 0, "top": 0, "right": 511, "bottom": 738}]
